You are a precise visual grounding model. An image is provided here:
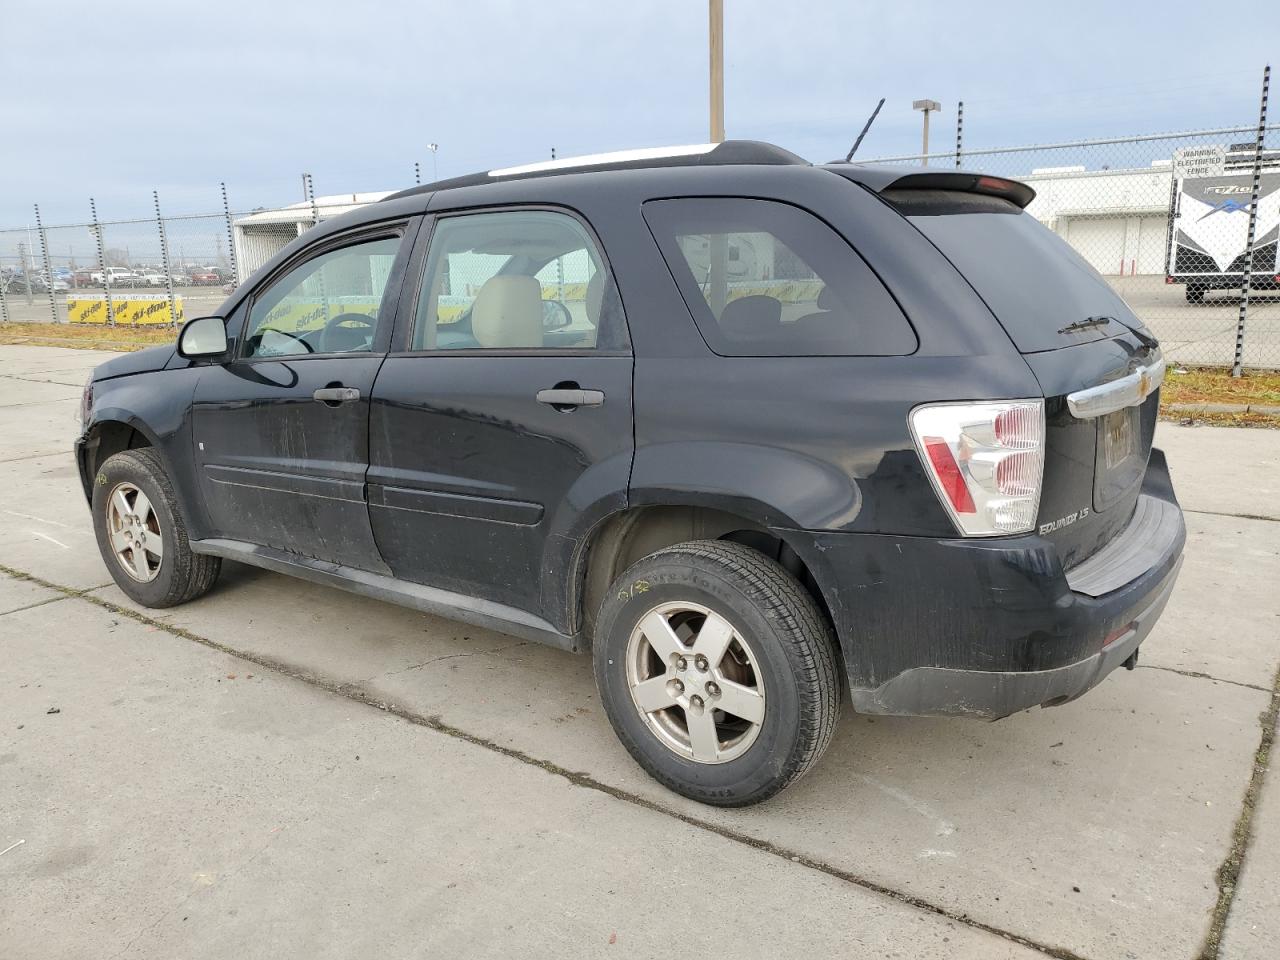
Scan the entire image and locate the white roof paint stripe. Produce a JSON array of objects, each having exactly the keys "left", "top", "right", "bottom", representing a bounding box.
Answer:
[{"left": 488, "top": 144, "right": 718, "bottom": 178}]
